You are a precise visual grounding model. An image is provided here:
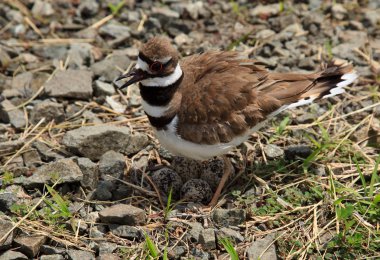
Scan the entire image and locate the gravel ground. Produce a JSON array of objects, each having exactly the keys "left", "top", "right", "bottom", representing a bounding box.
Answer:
[{"left": 0, "top": 0, "right": 379, "bottom": 259}]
